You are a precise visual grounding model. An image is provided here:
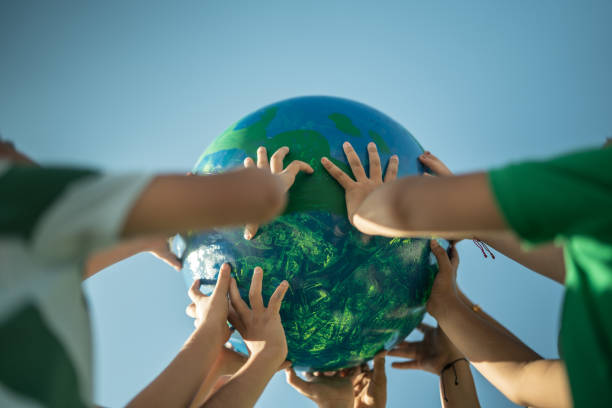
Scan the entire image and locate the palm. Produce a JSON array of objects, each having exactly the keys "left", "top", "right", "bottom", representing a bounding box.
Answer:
[
  {"left": 243, "top": 146, "right": 314, "bottom": 240},
  {"left": 322, "top": 142, "right": 398, "bottom": 225},
  {"left": 389, "top": 323, "right": 464, "bottom": 375}
]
